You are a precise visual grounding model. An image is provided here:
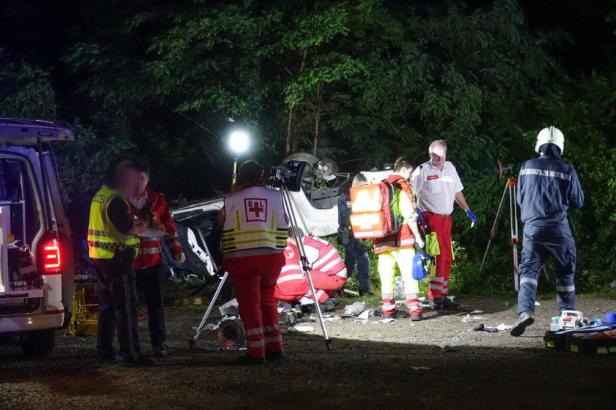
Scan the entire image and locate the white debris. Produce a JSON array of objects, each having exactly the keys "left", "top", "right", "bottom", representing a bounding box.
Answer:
[
  {"left": 219, "top": 298, "right": 239, "bottom": 316},
  {"left": 496, "top": 323, "right": 513, "bottom": 331},
  {"left": 381, "top": 318, "right": 396, "bottom": 324},
  {"left": 294, "top": 324, "right": 315, "bottom": 332},
  {"left": 470, "top": 310, "right": 484, "bottom": 315},
  {"left": 358, "top": 310, "right": 371, "bottom": 321},
  {"left": 462, "top": 314, "right": 486, "bottom": 323},
  {"left": 343, "top": 302, "right": 366, "bottom": 317},
  {"left": 535, "top": 301, "right": 541, "bottom": 307}
]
